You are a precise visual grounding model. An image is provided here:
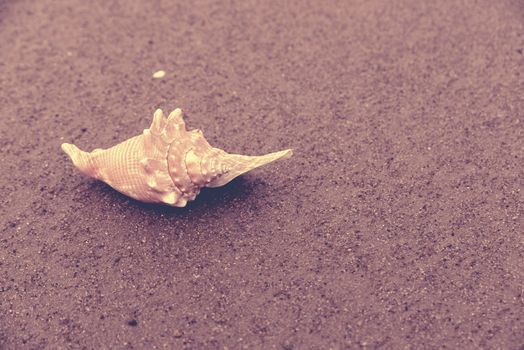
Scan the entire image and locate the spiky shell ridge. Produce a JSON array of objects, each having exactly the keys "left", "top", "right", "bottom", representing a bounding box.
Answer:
[
  {"left": 79, "top": 109, "right": 184, "bottom": 206},
  {"left": 62, "top": 108, "right": 227, "bottom": 207},
  {"left": 138, "top": 108, "right": 186, "bottom": 206}
]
